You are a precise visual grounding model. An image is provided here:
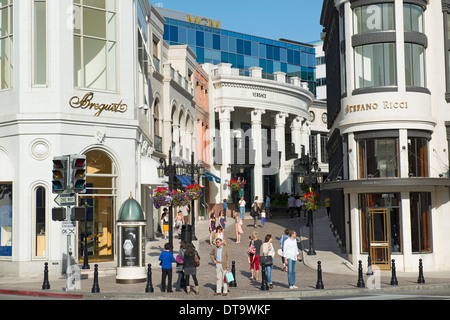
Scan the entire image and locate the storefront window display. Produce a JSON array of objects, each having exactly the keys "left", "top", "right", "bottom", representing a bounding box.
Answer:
[
  {"left": 0, "top": 183, "right": 12, "bottom": 257},
  {"left": 410, "top": 192, "right": 432, "bottom": 253}
]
